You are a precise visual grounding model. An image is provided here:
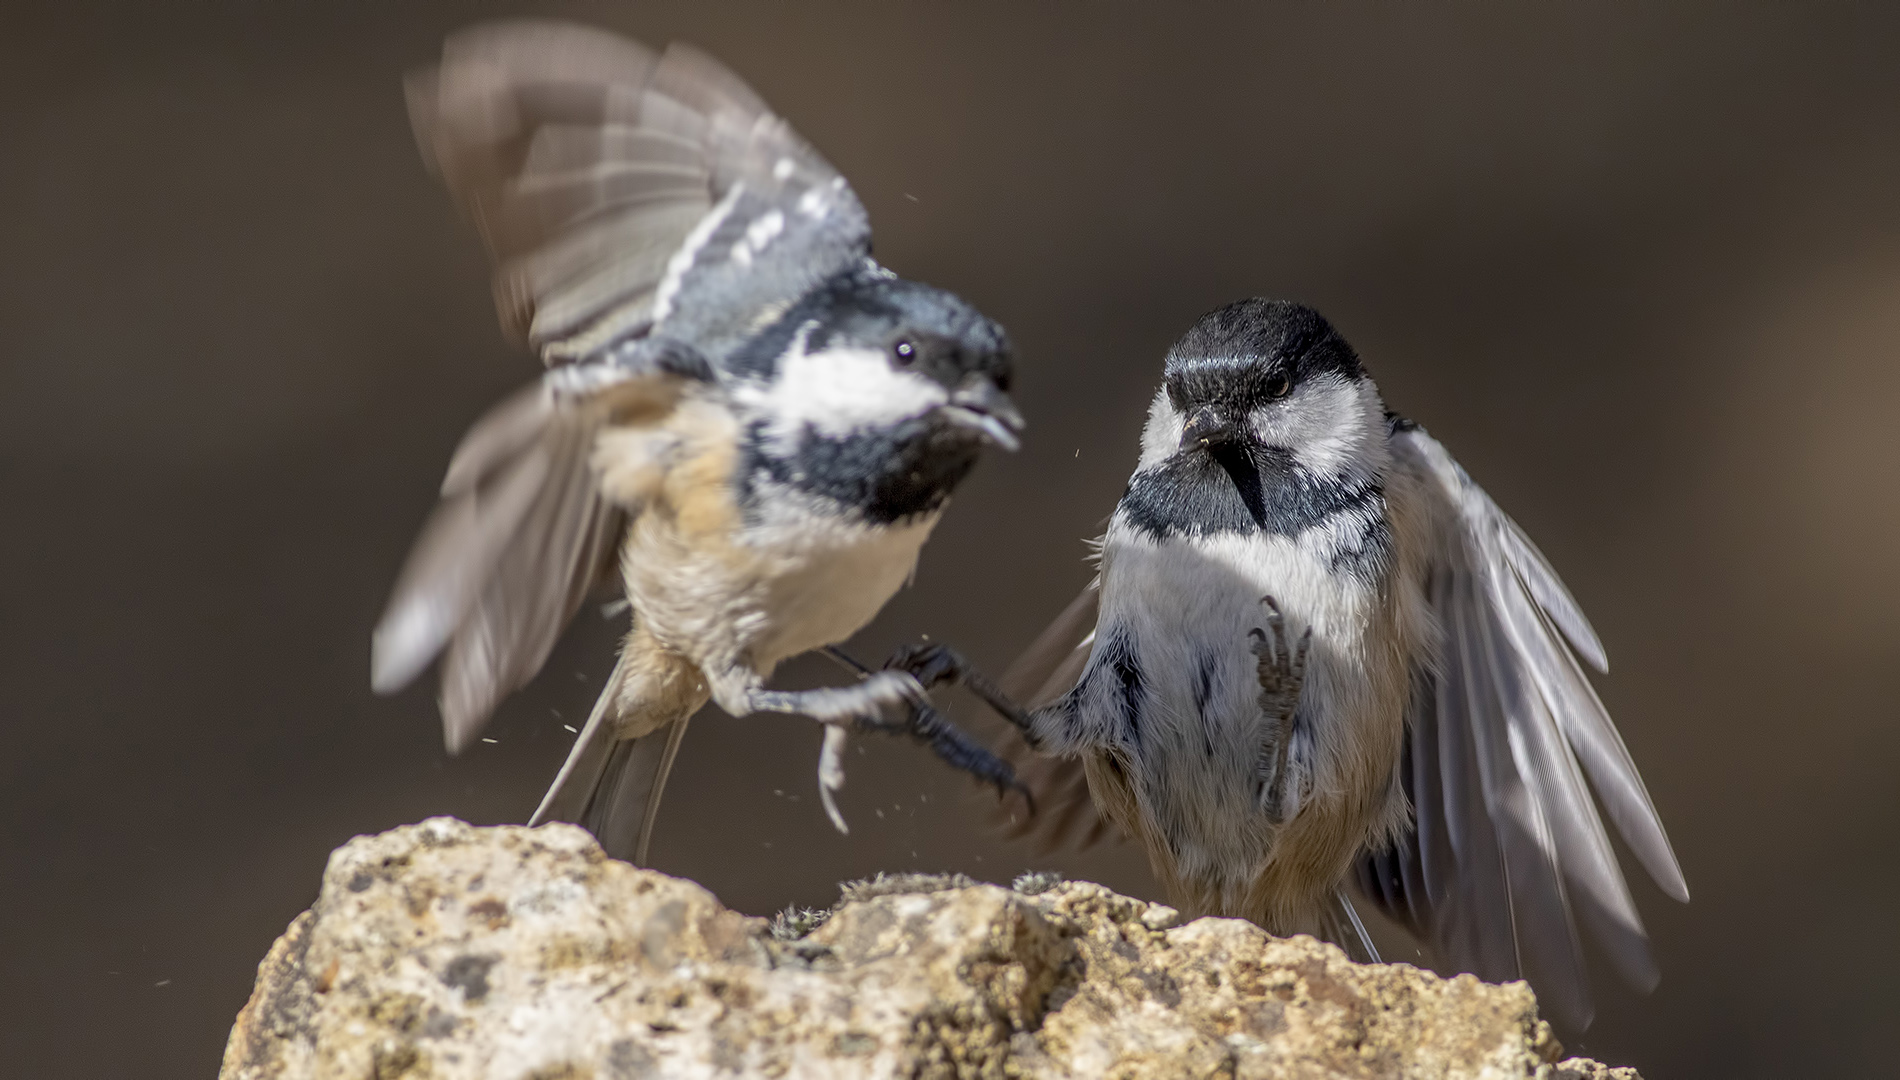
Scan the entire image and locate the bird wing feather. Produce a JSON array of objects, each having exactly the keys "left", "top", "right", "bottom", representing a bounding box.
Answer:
[
  {"left": 989, "top": 580, "right": 1120, "bottom": 853},
  {"left": 372, "top": 375, "right": 683, "bottom": 750},
  {"left": 407, "top": 20, "right": 871, "bottom": 368},
  {"left": 1358, "top": 424, "right": 1688, "bottom": 1030}
]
